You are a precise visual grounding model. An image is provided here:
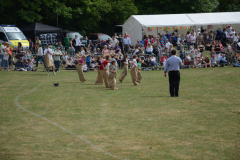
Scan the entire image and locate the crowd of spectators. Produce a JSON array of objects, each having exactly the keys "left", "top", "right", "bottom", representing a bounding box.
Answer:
[{"left": 1, "top": 25, "right": 240, "bottom": 72}]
